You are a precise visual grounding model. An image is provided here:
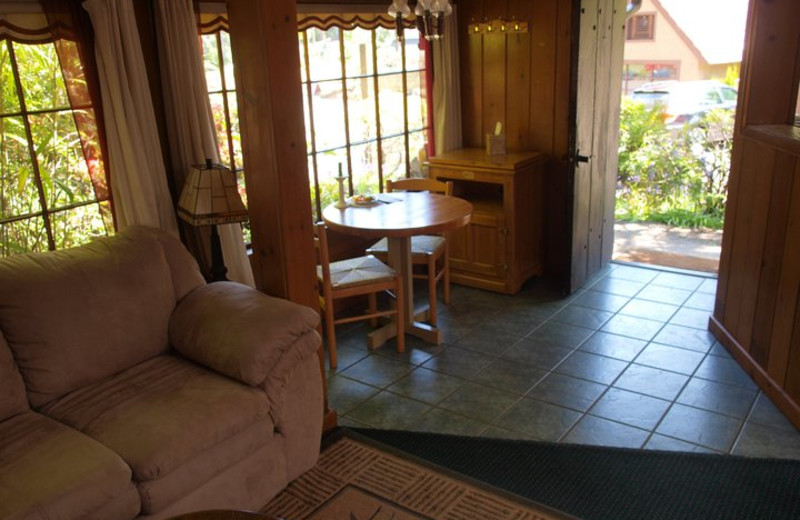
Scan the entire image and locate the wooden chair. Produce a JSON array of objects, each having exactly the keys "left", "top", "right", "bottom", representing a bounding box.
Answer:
[
  {"left": 314, "top": 222, "right": 404, "bottom": 369},
  {"left": 366, "top": 178, "right": 453, "bottom": 326}
]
